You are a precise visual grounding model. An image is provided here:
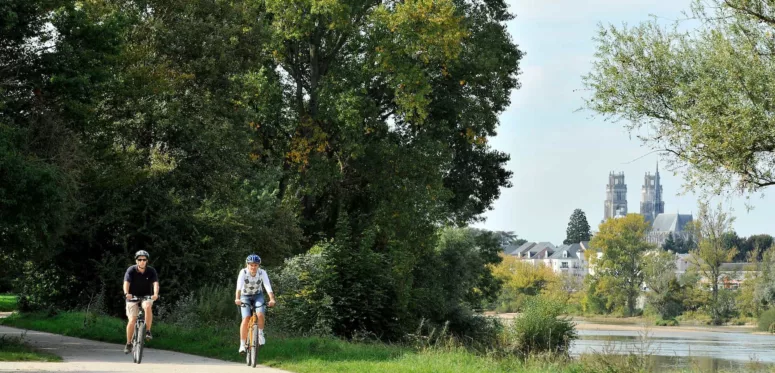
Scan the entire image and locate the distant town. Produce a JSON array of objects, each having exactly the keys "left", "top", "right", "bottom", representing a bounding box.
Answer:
[{"left": 500, "top": 165, "right": 751, "bottom": 289}]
